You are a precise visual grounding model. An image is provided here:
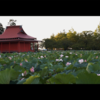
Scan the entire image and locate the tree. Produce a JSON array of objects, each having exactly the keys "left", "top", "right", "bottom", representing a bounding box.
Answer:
[
  {"left": 0, "top": 23, "right": 5, "bottom": 35},
  {"left": 50, "top": 33, "right": 55, "bottom": 40},
  {"left": 94, "top": 22, "right": 100, "bottom": 33},
  {"left": 67, "top": 28, "right": 77, "bottom": 43},
  {"left": 39, "top": 39, "right": 45, "bottom": 48},
  {"left": 61, "top": 37, "right": 72, "bottom": 50},
  {"left": 41, "top": 22, "right": 100, "bottom": 50},
  {"left": 8, "top": 19, "right": 17, "bottom": 26},
  {"left": 54, "top": 32, "right": 66, "bottom": 42},
  {"left": 52, "top": 32, "right": 67, "bottom": 49},
  {"left": 42, "top": 38, "right": 53, "bottom": 50}
]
